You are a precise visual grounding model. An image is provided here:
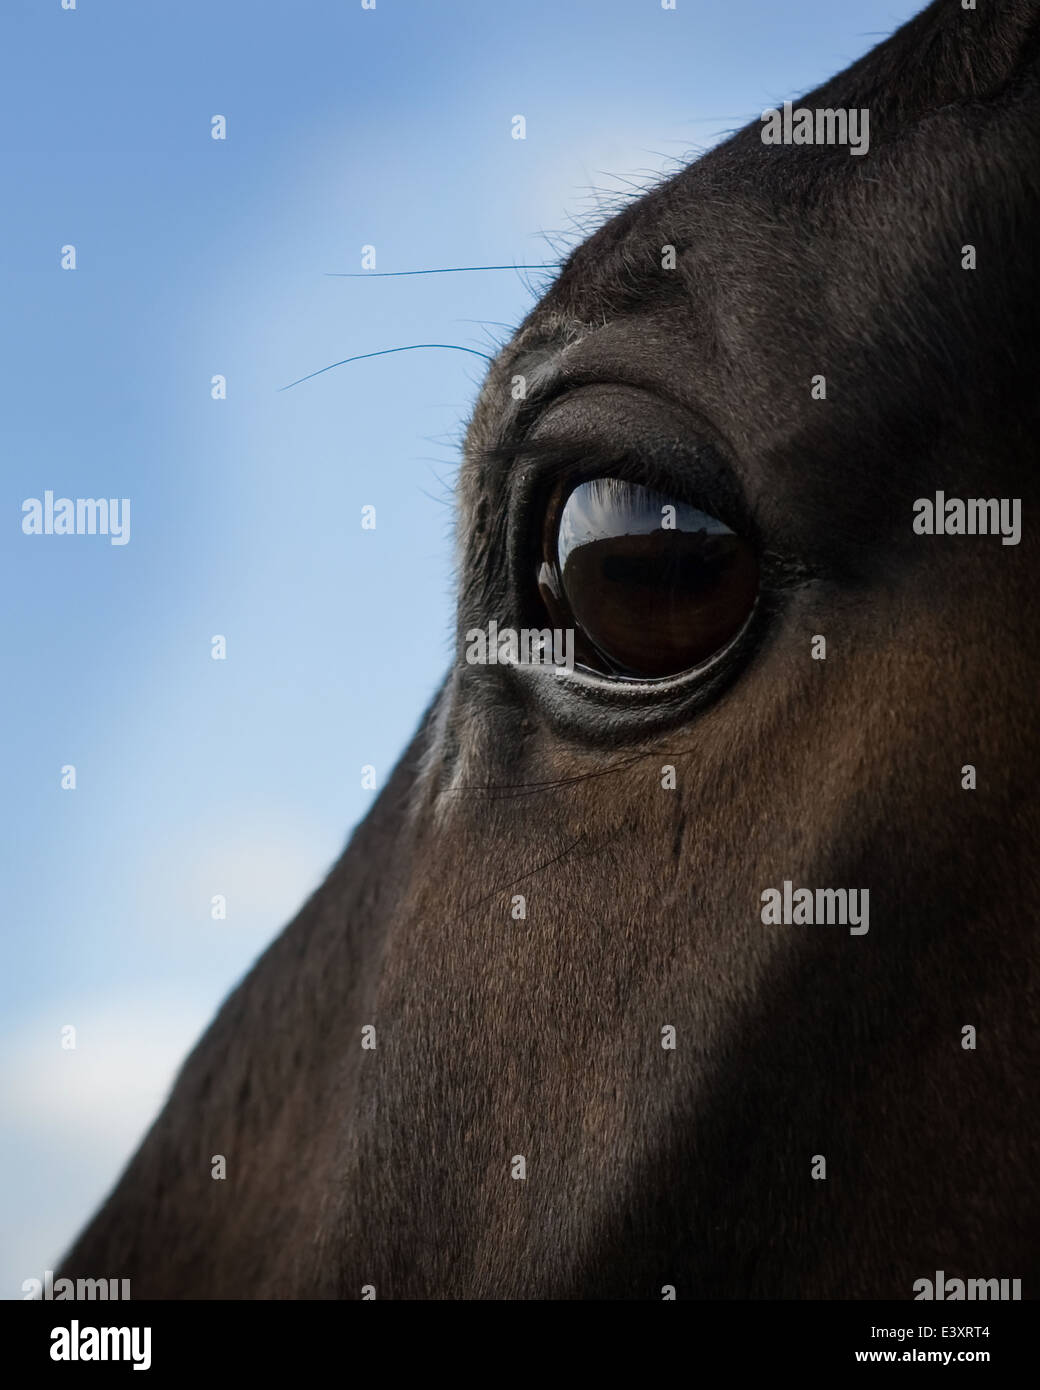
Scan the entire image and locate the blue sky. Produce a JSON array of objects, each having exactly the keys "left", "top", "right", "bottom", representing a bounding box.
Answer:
[{"left": 0, "top": 0, "right": 921, "bottom": 1296}]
